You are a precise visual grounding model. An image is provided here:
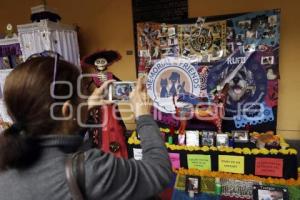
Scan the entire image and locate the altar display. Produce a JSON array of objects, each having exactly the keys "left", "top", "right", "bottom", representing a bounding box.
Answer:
[{"left": 128, "top": 9, "right": 300, "bottom": 199}]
